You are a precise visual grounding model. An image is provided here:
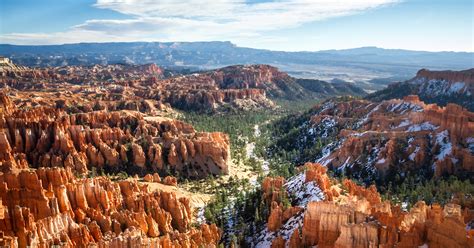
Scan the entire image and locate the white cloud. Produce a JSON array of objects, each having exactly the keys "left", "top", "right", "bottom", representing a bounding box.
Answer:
[{"left": 0, "top": 0, "right": 399, "bottom": 48}]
